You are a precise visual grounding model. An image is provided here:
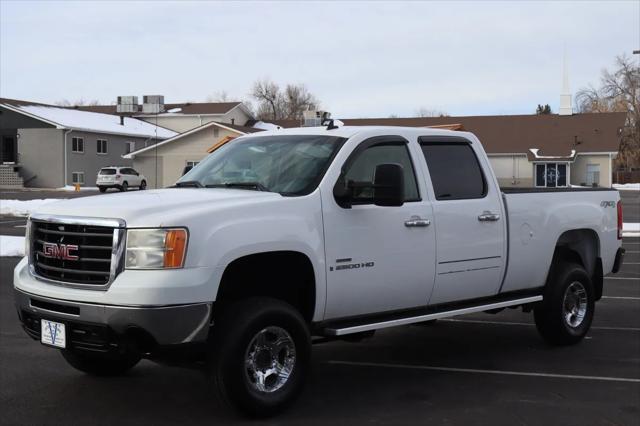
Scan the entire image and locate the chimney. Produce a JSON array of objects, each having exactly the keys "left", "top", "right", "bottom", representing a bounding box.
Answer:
[{"left": 559, "top": 51, "right": 573, "bottom": 116}]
